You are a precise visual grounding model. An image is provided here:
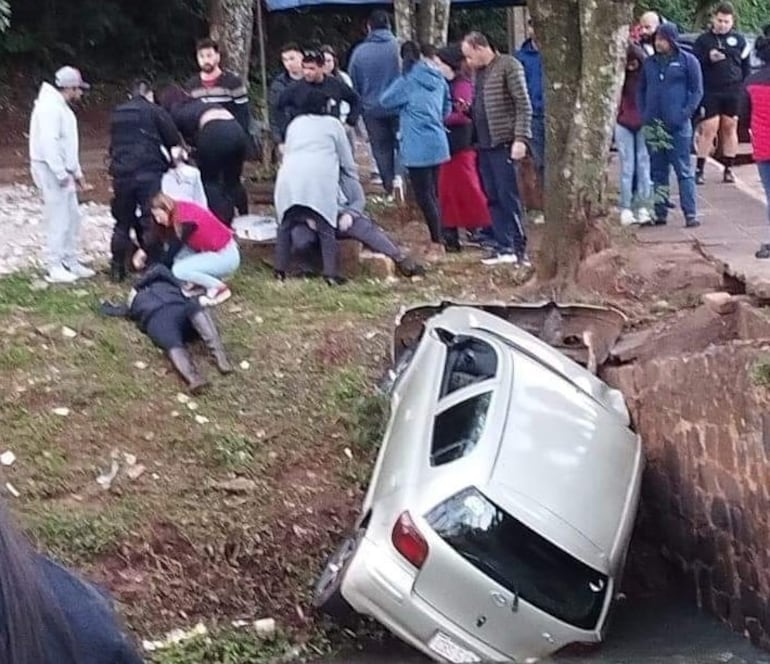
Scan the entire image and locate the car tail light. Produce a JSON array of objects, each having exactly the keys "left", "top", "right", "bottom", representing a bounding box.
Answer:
[{"left": 391, "top": 511, "right": 429, "bottom": 568}]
